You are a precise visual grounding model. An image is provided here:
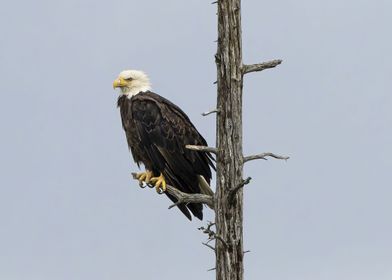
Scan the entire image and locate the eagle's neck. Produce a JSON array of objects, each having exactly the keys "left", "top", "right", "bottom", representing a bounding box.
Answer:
[{"left": 121, "top": 85, "right": 151, "bottom": 98}]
